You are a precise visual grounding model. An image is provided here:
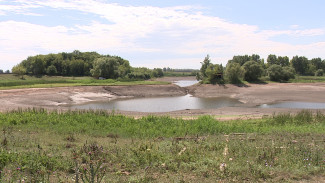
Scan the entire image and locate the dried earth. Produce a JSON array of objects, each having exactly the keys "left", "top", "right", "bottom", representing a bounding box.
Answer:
[{"left": 1, "top": 77, "right": 325, "bottom": 119}]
